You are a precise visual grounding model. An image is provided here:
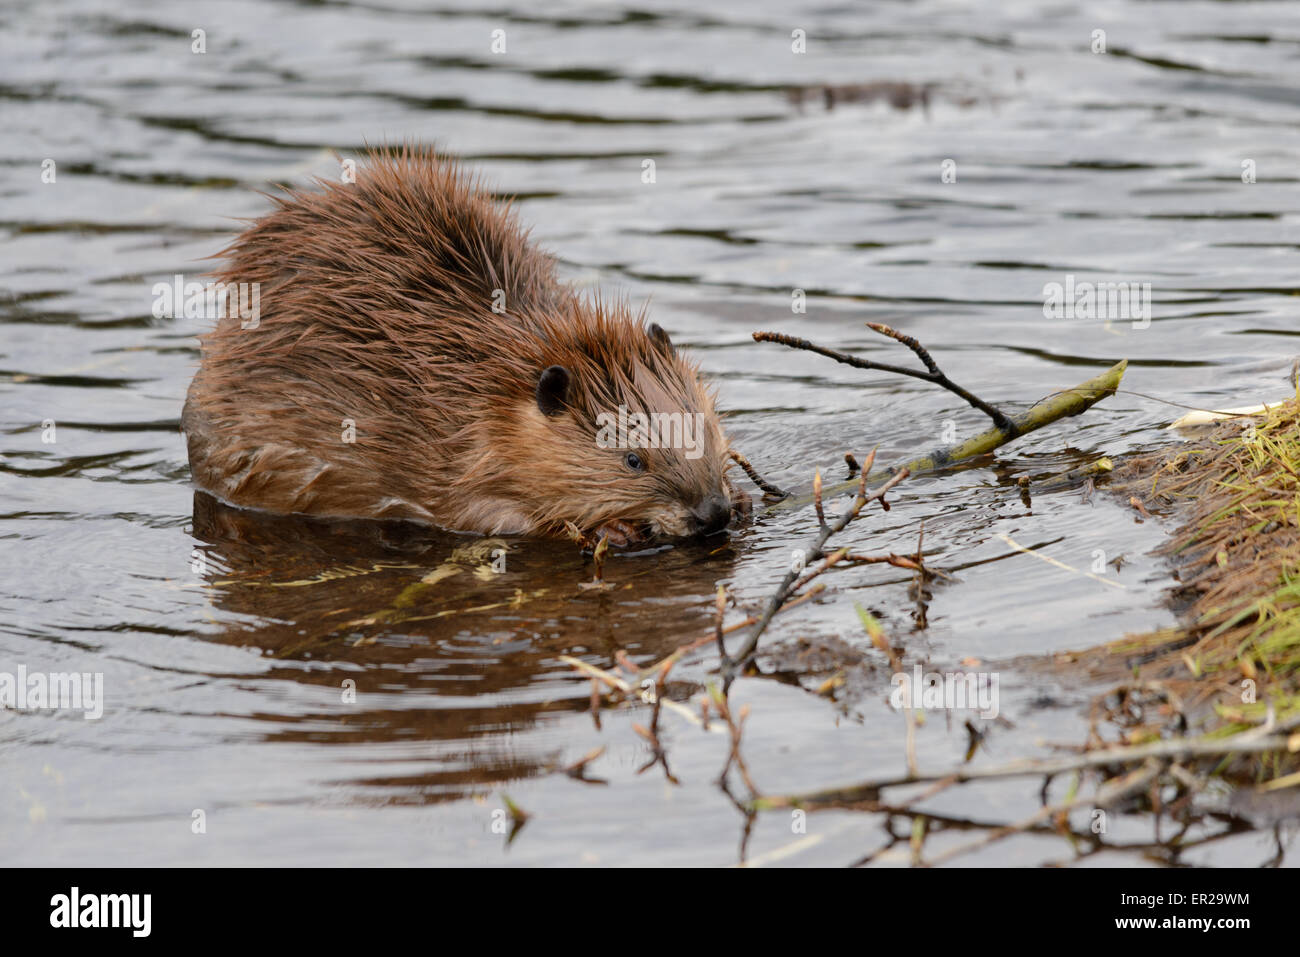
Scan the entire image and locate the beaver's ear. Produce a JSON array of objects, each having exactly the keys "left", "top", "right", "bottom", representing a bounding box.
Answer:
[
  {"left": 536, "top": 365, "right": 571, "bottom": 417},
  {"left": 648, "top": 323, "right": 674, "bottom": 355}
]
